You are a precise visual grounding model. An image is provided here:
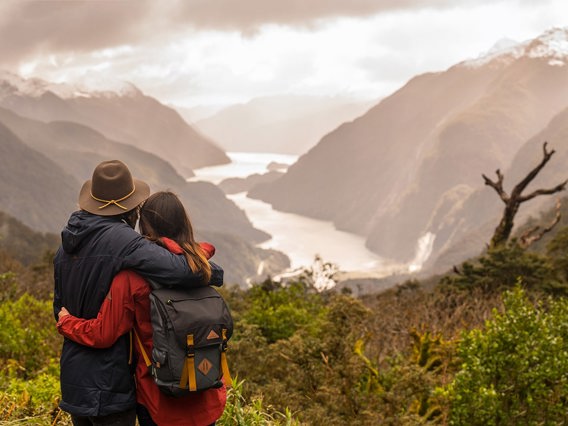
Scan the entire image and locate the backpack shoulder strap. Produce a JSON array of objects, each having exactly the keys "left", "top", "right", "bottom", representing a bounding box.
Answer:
[
  {"left": 133, "top": 328, "right": 152, "bottom": 368},
  {"left": 221, "top": 328, "right": 233, "bottom": 387},
  {"left": 180, "top": 334, "right": 198, "bottom": 391}
]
